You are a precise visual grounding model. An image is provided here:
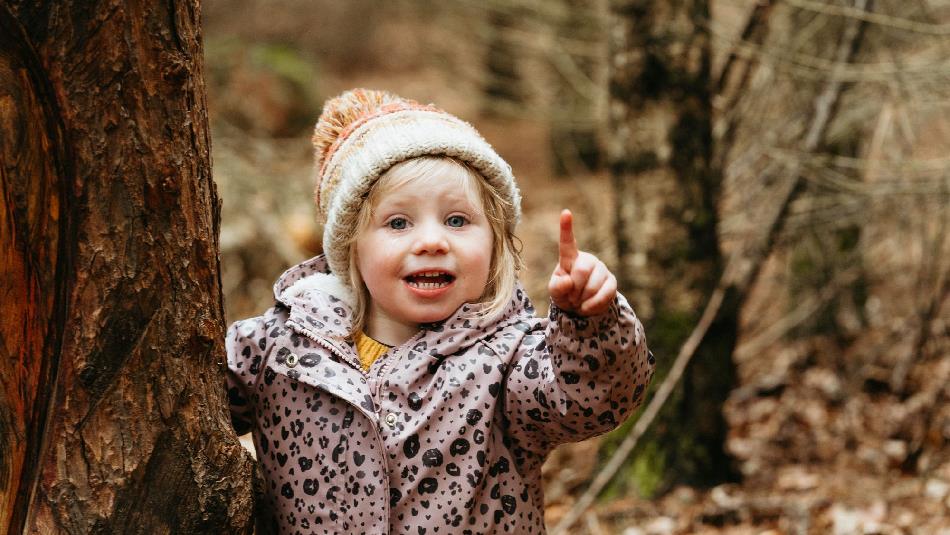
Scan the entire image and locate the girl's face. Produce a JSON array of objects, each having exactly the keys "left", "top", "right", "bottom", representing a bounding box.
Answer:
[{"left": 355, "top": 172, "right": 493, "bottom": 343}]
